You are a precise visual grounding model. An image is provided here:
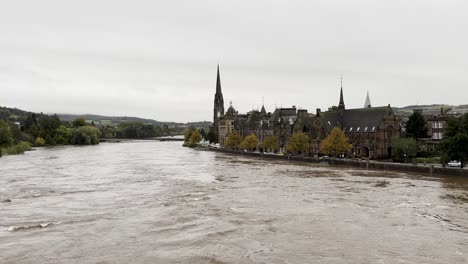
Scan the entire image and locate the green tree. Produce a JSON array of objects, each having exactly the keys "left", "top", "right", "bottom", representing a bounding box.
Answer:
[
  {"left": 319, "top": 128, "right": 351, "bottom": 157},
  {"left": 391, "top": 136, "right": 418, "bottom": 162},
  {"left": 38, "top": 115, "right": 61, "bottom": 144},
  {"left": 100, "top": 125, "right": 117, "bottom": 138},
  {"left": 200, "top": 128, "right": 206, "bottom": 139},
  {"left": 405, "top": 110, "right": 428, "bottom": 139},
  {"left": 54, "top": 125, "right": 72, "bottom": 145},
  {"left": 116, "top": 122, "right": 162, "bottom": 138},
  {"left": 440, "top": 114, "right": 468, "bottom": 168},
  {"left": 261, "top": 135, "right": 279, "bottom": 152},
  {"left": 0, "top": 120, "right": 14, "bottom": 147},
  {"left": 240, "top": 134, "right": 259, "bottom": 151},
  {"left": 73, "top": 118, "right": 87, "bottom": 128},
  {"left": 205, "top": 129, "right": 216, "bottom": 143},
  {"left": 225, "top": 131, "right": 242, "bottom": 149},
  {"left": 286, "top": 132, "right": 310, "bottom": 154},
  {"left": 71, "top": 126, "right": 101, "bottom": 145},
  {"left": 0, "top": 108, "right": 11, "bottom": 120}
]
